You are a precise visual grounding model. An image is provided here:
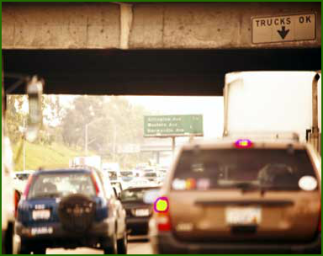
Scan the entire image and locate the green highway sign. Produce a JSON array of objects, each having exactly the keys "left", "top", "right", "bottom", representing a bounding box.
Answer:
[{"left": 144, "top": 115, "right": 203, "bottom": 137}]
